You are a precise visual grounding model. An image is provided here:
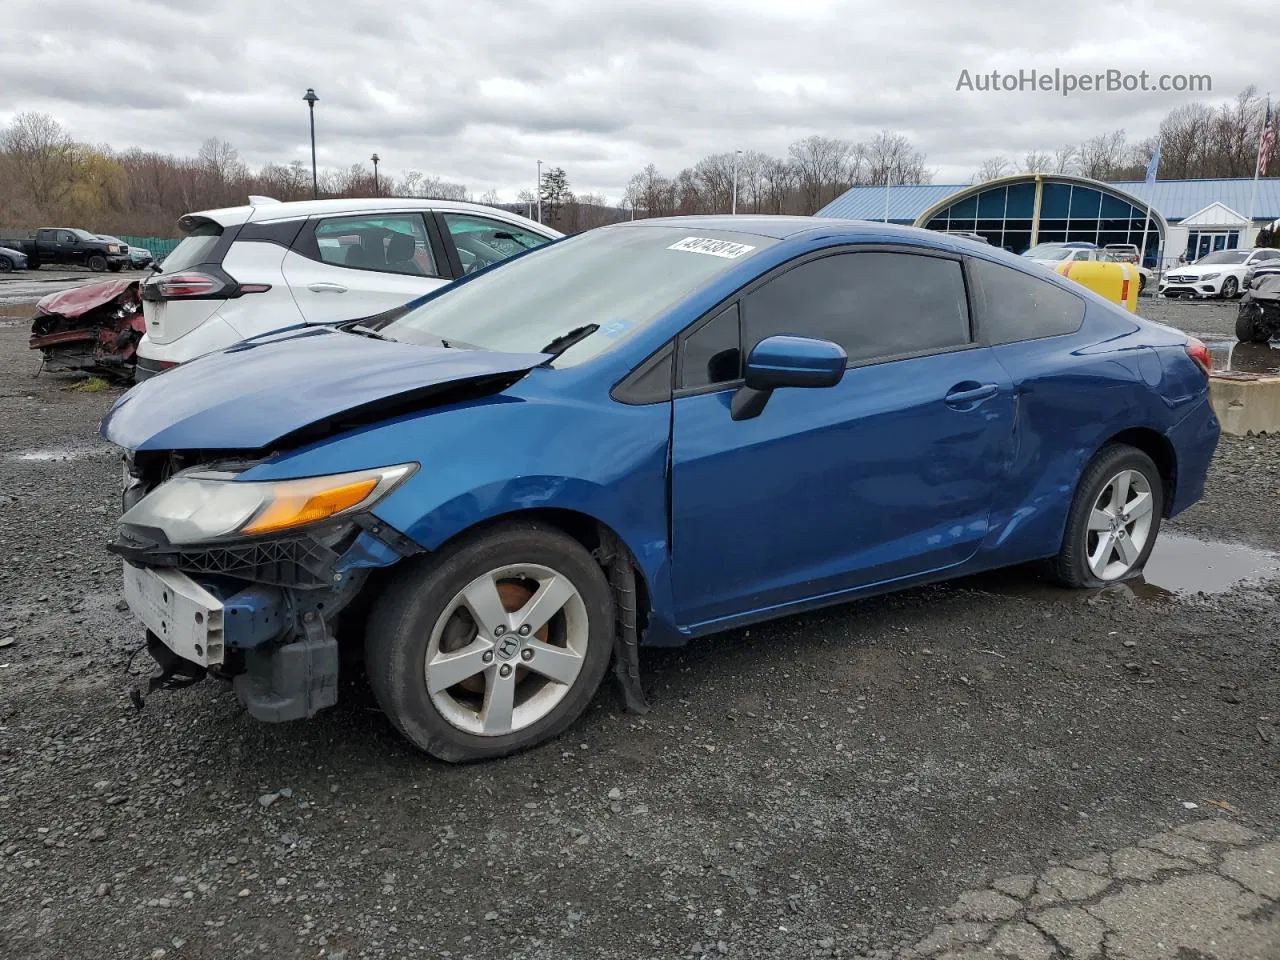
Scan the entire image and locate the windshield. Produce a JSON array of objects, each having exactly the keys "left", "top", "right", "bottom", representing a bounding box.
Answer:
[
  {"left": 1023, "top": 244, "right": 1072, "bottom": 261},
  {"left": 1194, "top": 250, "right": 1249, "bottom": 265},
  {"left": 72, "top": 229, "right": 96, "bottom": 242},
  {"left": 379, "top": 226, "right": 776, "bottom": 366}
]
